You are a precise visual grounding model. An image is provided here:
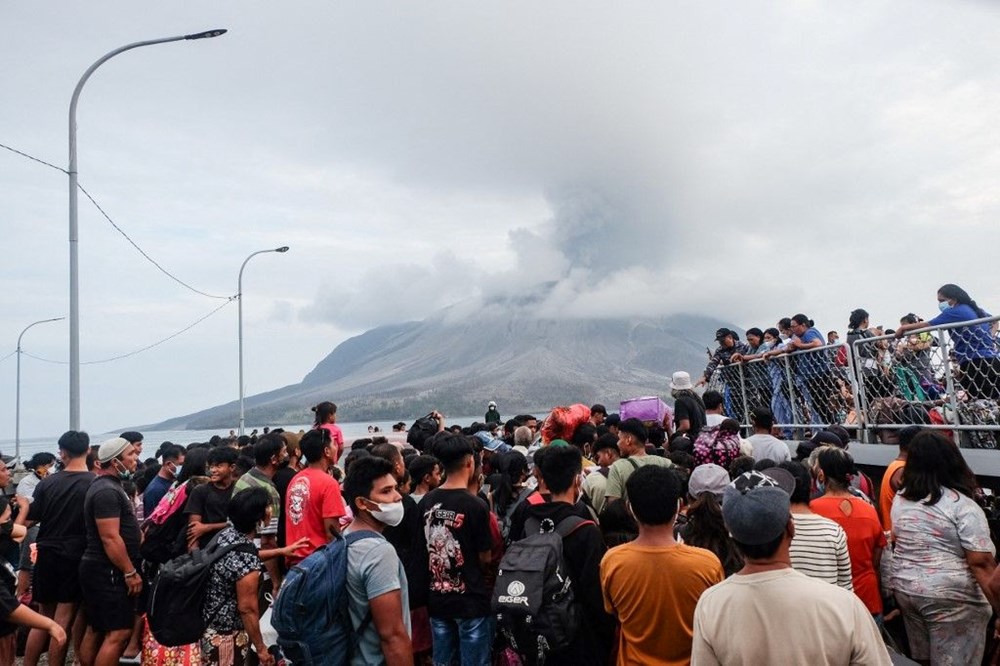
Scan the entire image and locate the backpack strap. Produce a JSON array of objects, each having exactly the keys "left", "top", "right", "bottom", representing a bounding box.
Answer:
[
  {"left": 503, "top": 486, "right": 534, "bottom": 522},
  {"left": 554, "top": 516, "right": 595, "bottom": 539},
  {"left": 525, "top": 515, "right": 596, "bottom": 538},
  {"left": 344, "top": 529, "right": 381, "bottom": 546},
  {"left": 626, "top": 458, "right": 640, "bottom": 471},
  {"left": 343, "top": 530, "right": 382, "bottom": 655}
]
